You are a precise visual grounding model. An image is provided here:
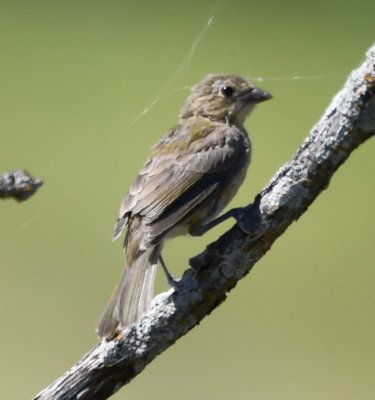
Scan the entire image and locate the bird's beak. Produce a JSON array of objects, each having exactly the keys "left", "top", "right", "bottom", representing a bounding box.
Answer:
[{"left": 240, "top": 86, "right": 272, "bottom": 104}]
